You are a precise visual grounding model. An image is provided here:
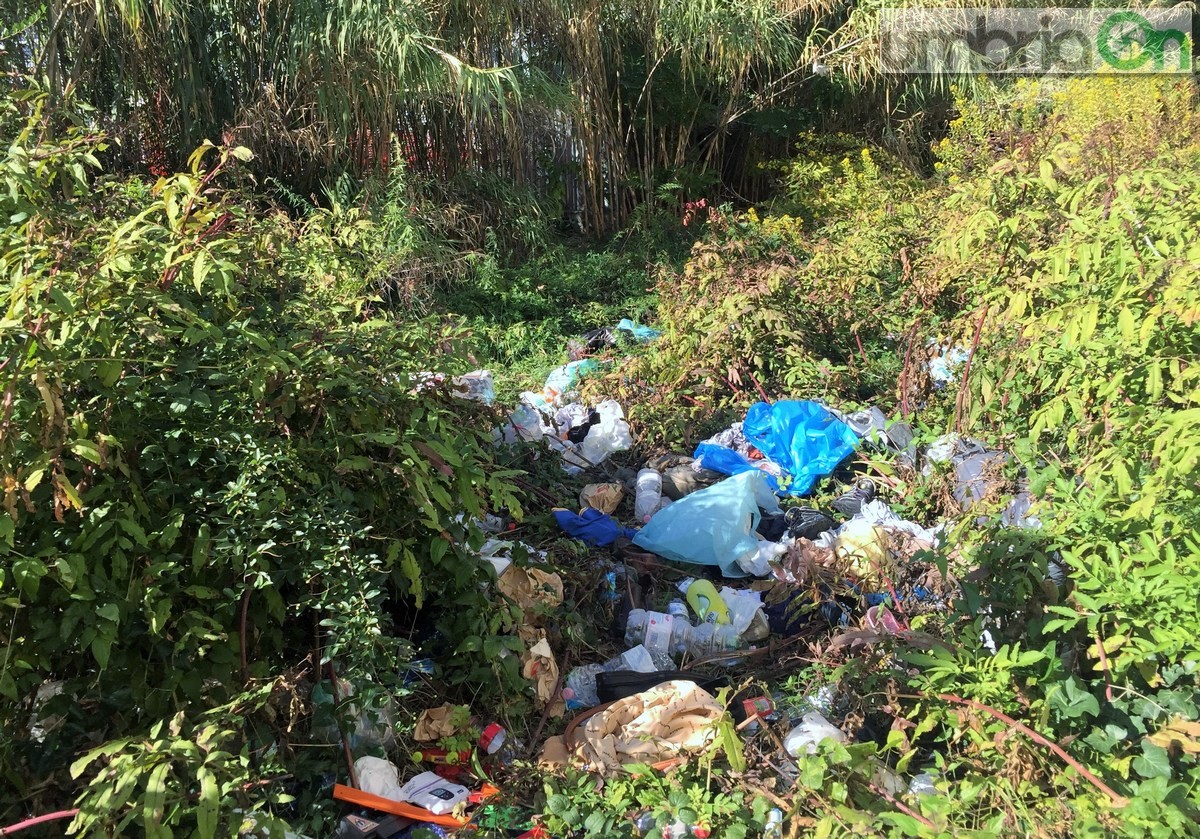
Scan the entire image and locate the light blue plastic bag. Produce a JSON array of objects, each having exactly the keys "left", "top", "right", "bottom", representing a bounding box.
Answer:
[
  {"left": 694, "top": 400, "right": 859, "bottom": 496},
  {"left": 615, "top": 318, "right": 662, "bottom": 343},
  {"left": 632, "top": 471, "right": 780, "bottom": 578}
]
